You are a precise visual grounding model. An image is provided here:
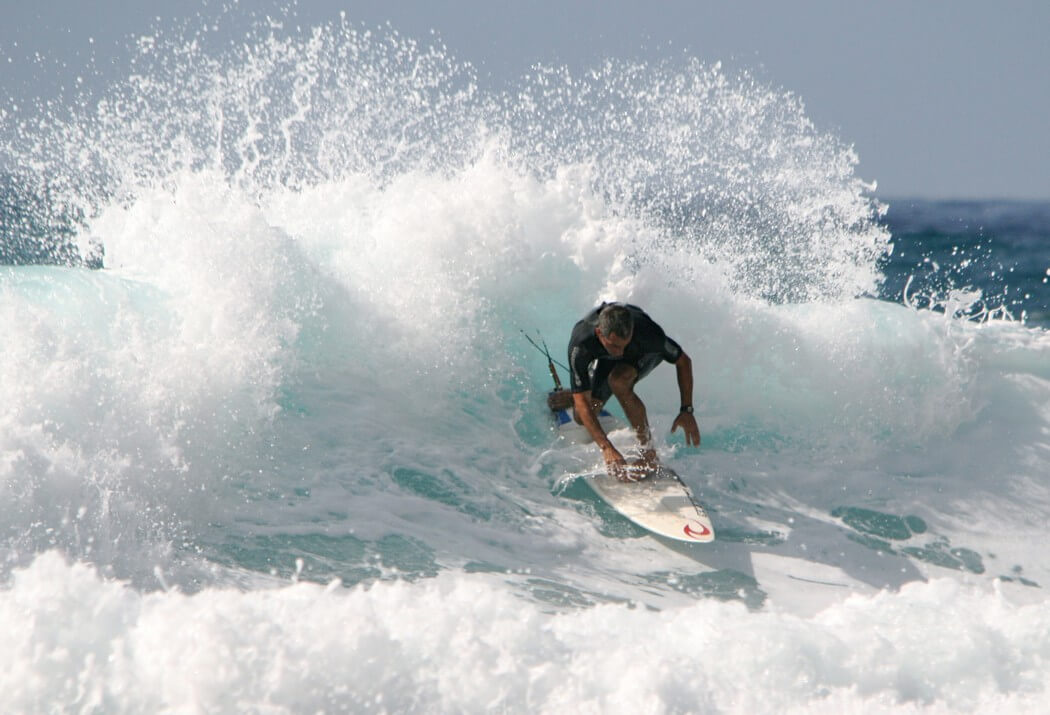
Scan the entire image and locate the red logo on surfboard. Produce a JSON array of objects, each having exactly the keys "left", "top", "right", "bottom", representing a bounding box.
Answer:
[{"left": 683, "top": 521, "right": 711, "bottom": 539}]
